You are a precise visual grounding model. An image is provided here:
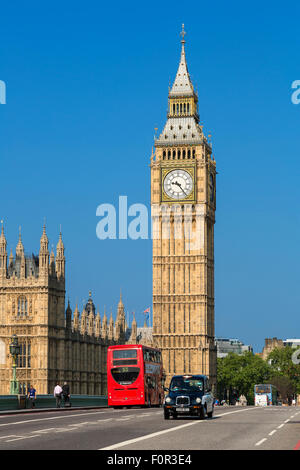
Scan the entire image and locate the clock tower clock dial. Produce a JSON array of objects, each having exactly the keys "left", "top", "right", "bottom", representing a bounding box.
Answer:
[
  {"left": 163, "top": 169, "right": 194, "bottom": 200},
  {"left": 151, "top": 26, "right": 217, "bottom": 389}
]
